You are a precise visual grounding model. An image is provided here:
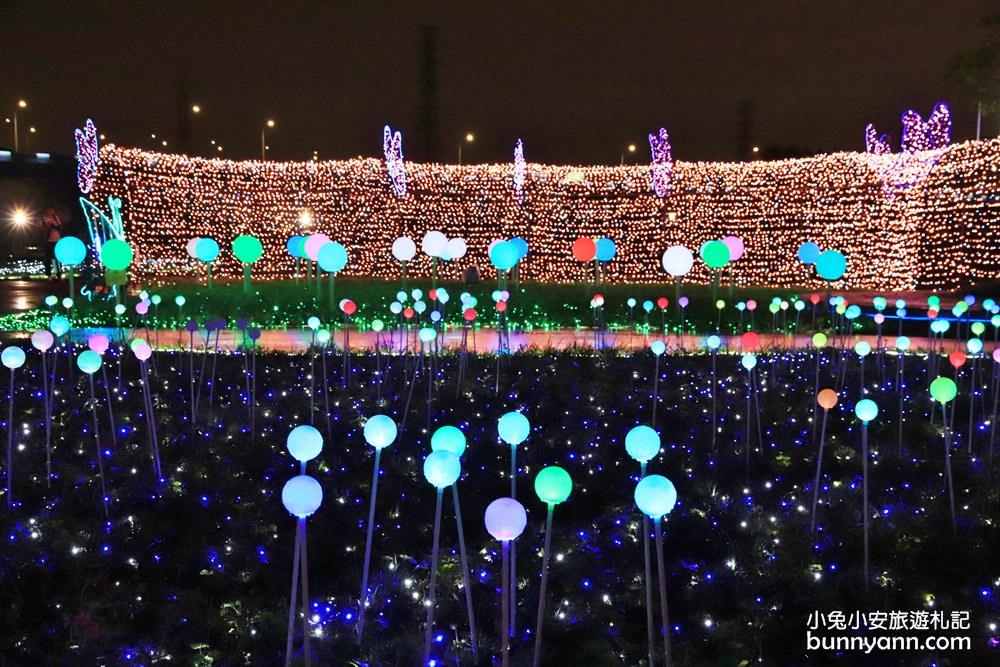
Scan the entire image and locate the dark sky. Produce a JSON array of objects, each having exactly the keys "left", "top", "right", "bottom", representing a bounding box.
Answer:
[{"left": 1, "top": 1, "right": 995, "bottom": 164}]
